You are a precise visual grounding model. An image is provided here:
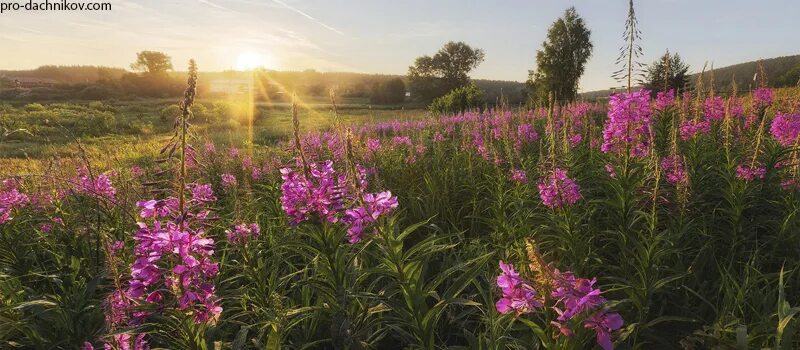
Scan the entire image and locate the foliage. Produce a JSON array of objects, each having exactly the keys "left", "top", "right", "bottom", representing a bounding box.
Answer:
[
  {"left": 369, "top": 78, "right": 406, "bottom": 105},
  {"left": 527, "top": 7, "right": 593, "bottom": 104},
  {"left": 408, "top": 41, "right": 485, "bottom": 104},
  {"left": 4, "top": 84, "right": 800, "bottom": 349},
  {"left": 776, "top": 63, "right": 800, "bottom": 88},
  {"left": 428, "top": 83, "right": 484, "bottom": 114},
  {"left": 130, "top": 51, "right": 174, "bottom": 74},
  {"left": 645, "top": 50, "right": 691, "bottom": 93}
]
